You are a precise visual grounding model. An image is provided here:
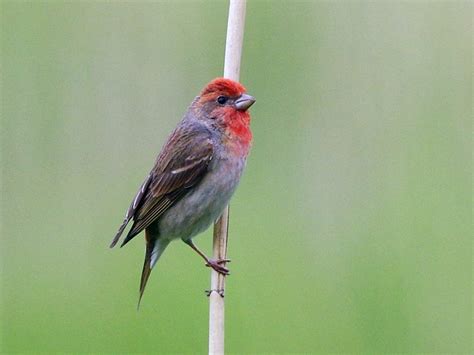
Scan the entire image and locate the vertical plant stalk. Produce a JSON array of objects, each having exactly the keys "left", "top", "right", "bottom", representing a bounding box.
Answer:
[{"left": 209, "top": 1, "right": 247, "bottom": 354}]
